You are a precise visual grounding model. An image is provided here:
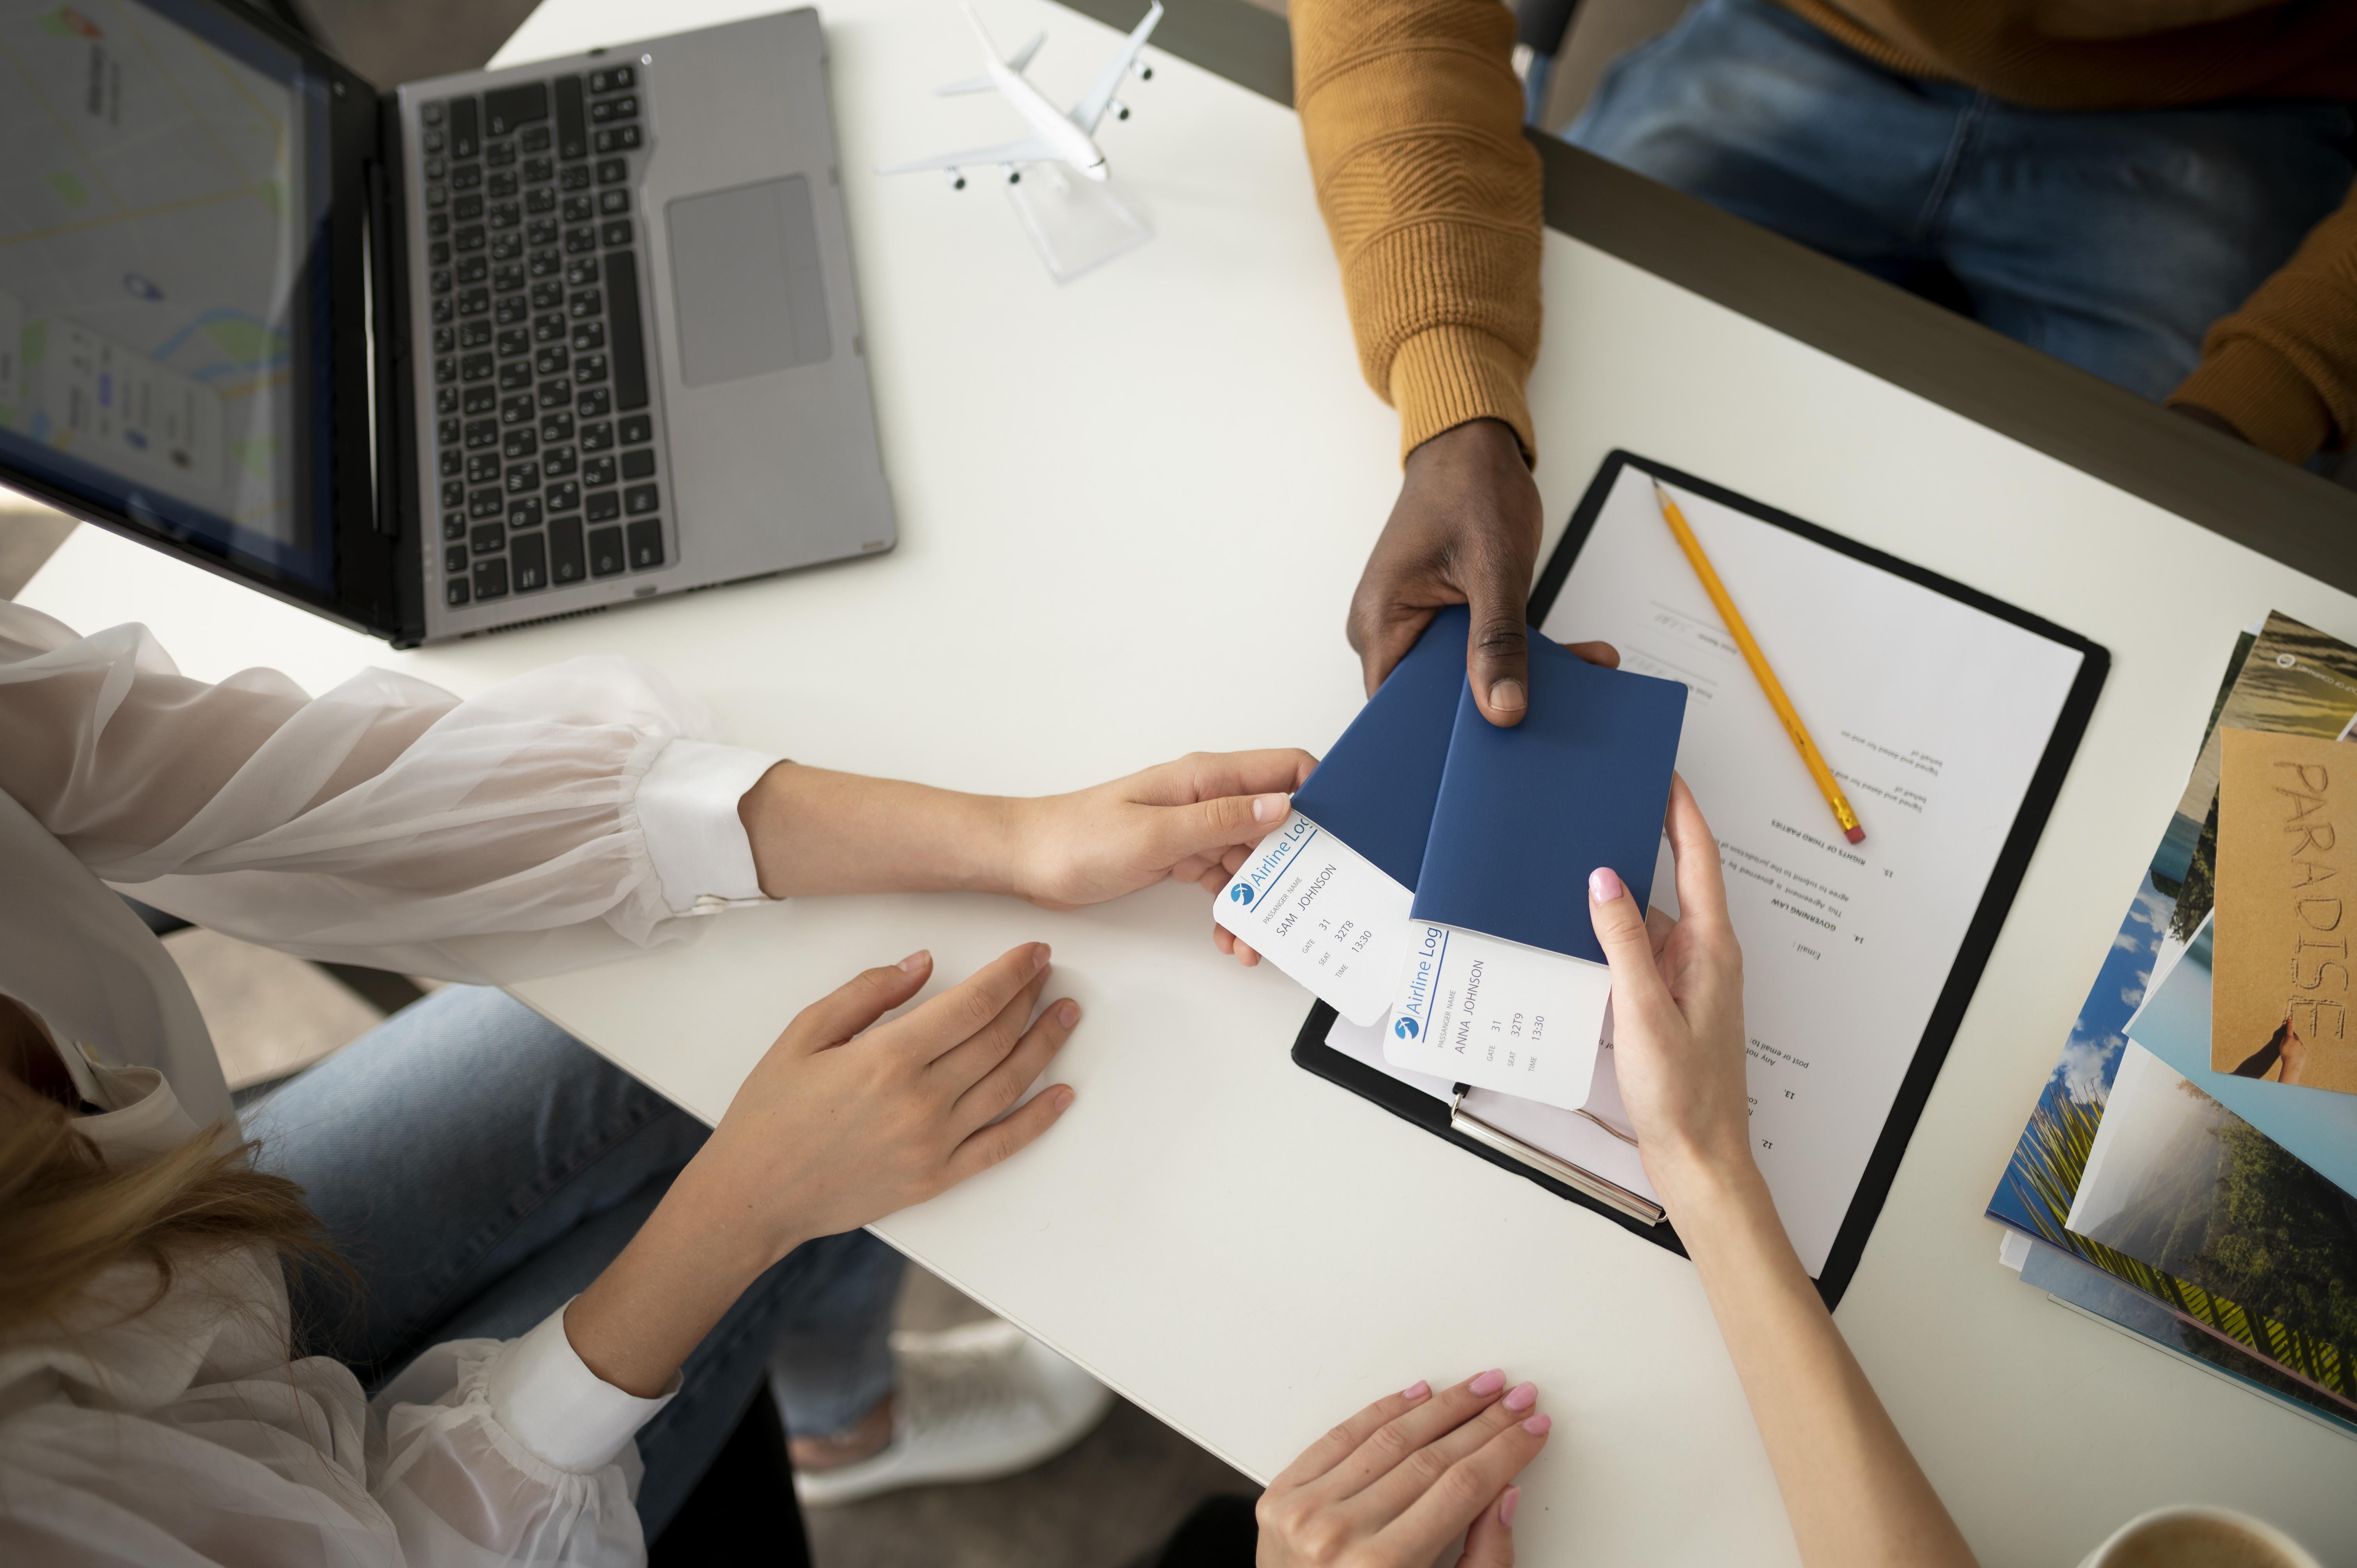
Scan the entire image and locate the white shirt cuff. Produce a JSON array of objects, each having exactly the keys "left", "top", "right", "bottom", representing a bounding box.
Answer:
[
  {"left": 637, "top": 739, "right": 783, "bottom": 913},
  {"left": 486, "top": 1304, "right": 678, "bottom": 1473}
]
